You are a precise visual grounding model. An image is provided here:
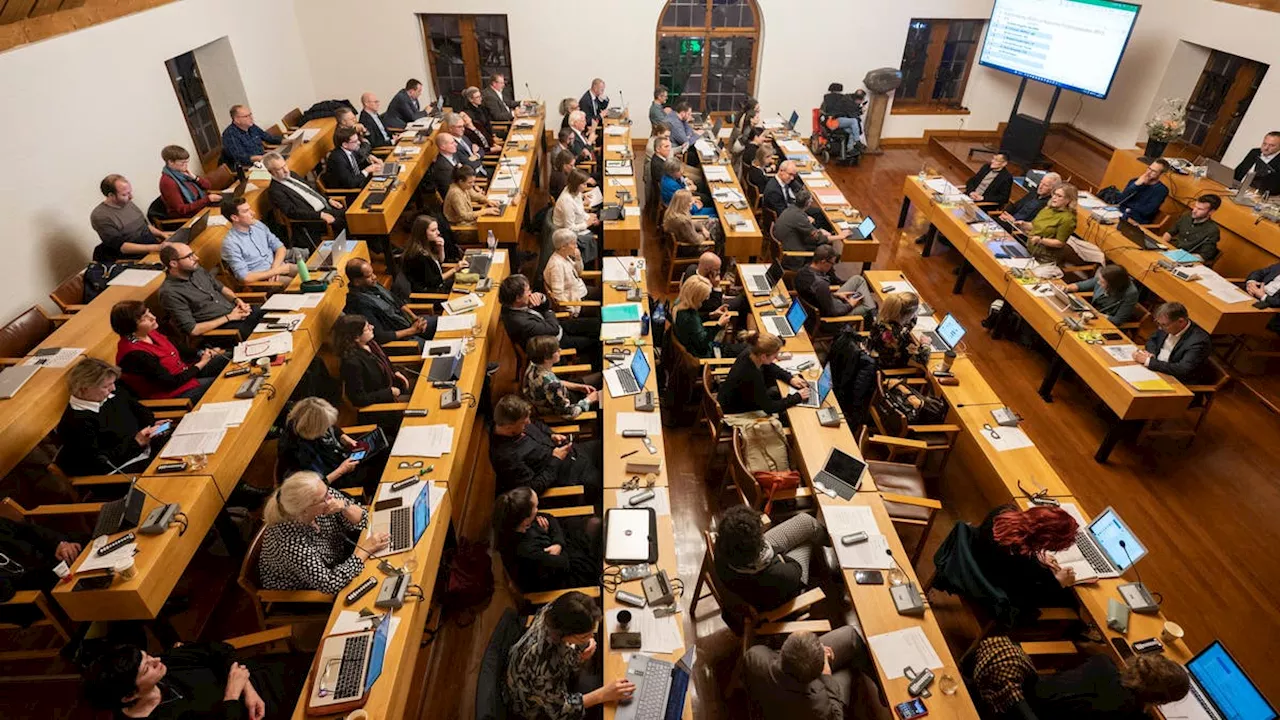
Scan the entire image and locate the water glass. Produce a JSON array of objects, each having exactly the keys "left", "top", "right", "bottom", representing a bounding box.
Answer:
[{"left": 939, "top": 672, "right": 959, "bottom": 696}]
